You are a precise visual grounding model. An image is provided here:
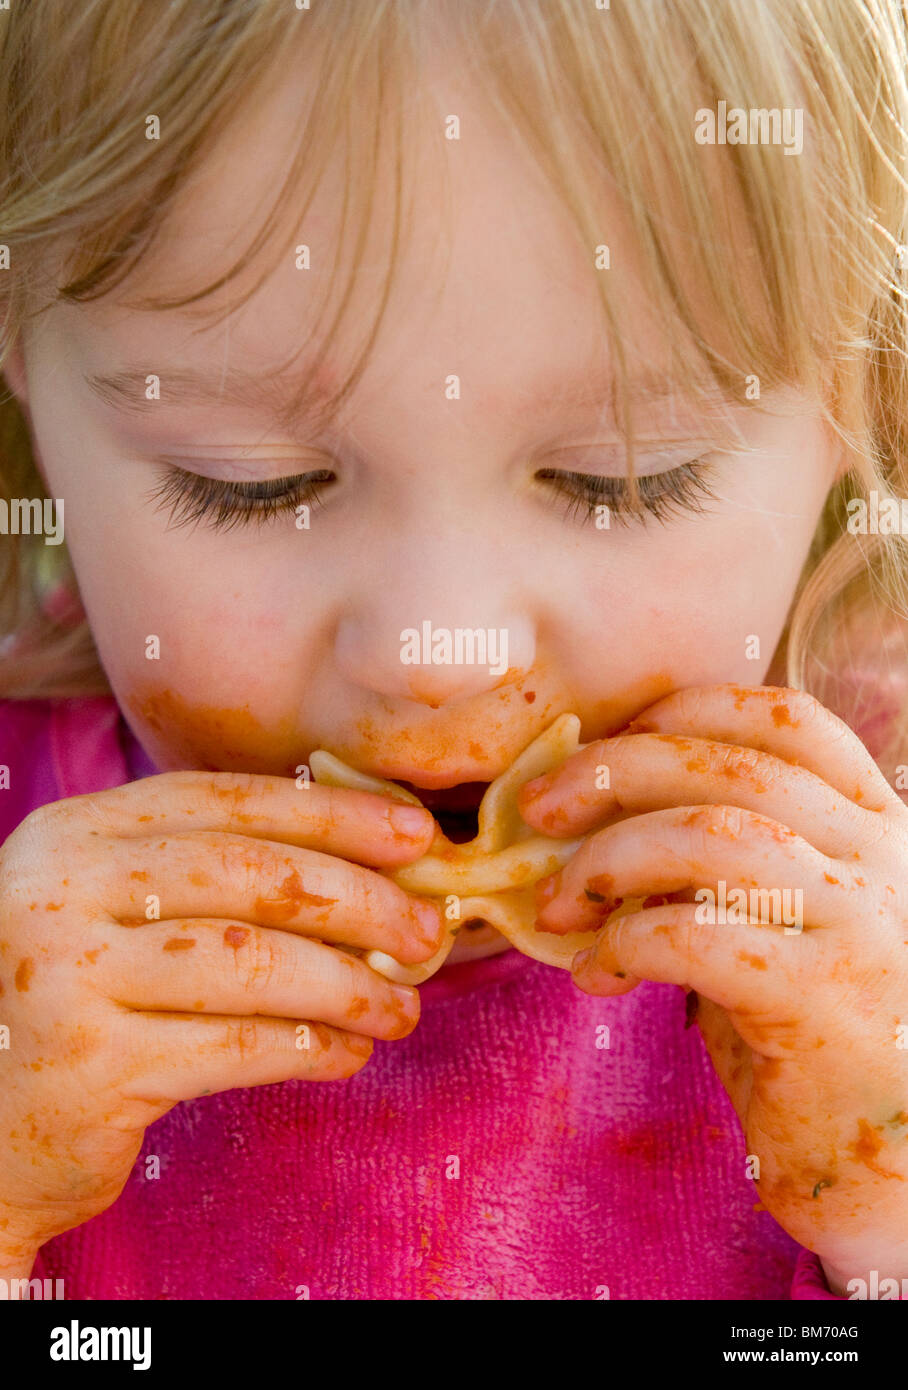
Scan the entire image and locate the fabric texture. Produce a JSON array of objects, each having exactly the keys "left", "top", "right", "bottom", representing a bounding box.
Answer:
[{"left": 0, "top": 696, "right": 860, "bottom": 1299}]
